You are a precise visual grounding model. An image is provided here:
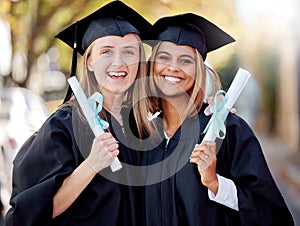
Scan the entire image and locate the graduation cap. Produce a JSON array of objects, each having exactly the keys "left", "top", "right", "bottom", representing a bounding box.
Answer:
[
  {"left": 146, "top": 13, "right": 235, "bottom": 60},
  {"left": 55, "top": 0, "right": 152, "bottom": 103}
]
